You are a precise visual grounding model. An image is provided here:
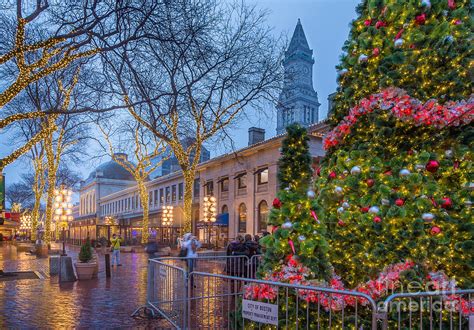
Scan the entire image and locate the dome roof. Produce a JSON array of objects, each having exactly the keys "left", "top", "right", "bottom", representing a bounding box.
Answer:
[{"left": 88, "top": 154, "right": 135, "bottom": 181}]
